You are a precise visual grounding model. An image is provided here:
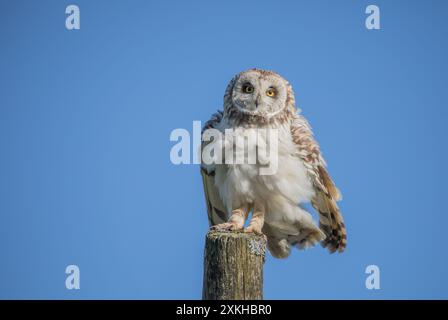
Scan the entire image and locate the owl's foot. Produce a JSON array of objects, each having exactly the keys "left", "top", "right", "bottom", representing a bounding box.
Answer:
[
  {"left": 244, "top": 203, "right": 265, "bottom": 235},
  {"left": 210, "top": 222, "right": 243, "bottom": 232},
  {"left": 244, "top": 225, "right": 263, "bottom": 235},
  {"left": 210, "top": 206, "right": 250, "bottom": 232}
]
